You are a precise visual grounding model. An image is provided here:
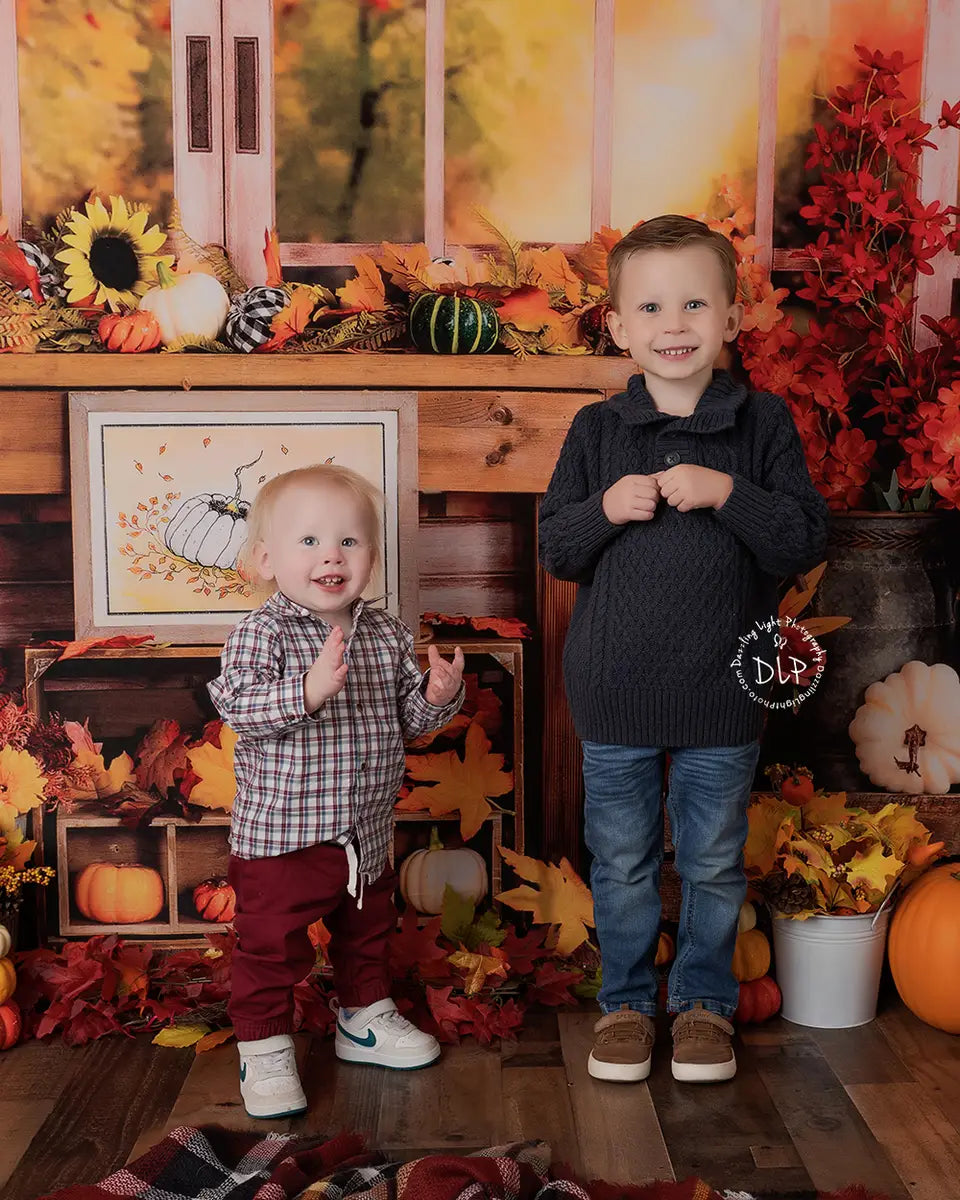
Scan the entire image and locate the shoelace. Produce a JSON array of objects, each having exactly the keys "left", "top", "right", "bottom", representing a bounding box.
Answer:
[
  {"left": 674, "top": 1013, "right": 732, "bottom": 1042},
  {"left": 378, "top": 1010, "right": 416, "bottom": 1034},
  {"left": 595, "top": 1013, "right": 654, "bottom": 1046},
  {"left": 249, "top": 1046, "right": 296, "bottom": 1078}
]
